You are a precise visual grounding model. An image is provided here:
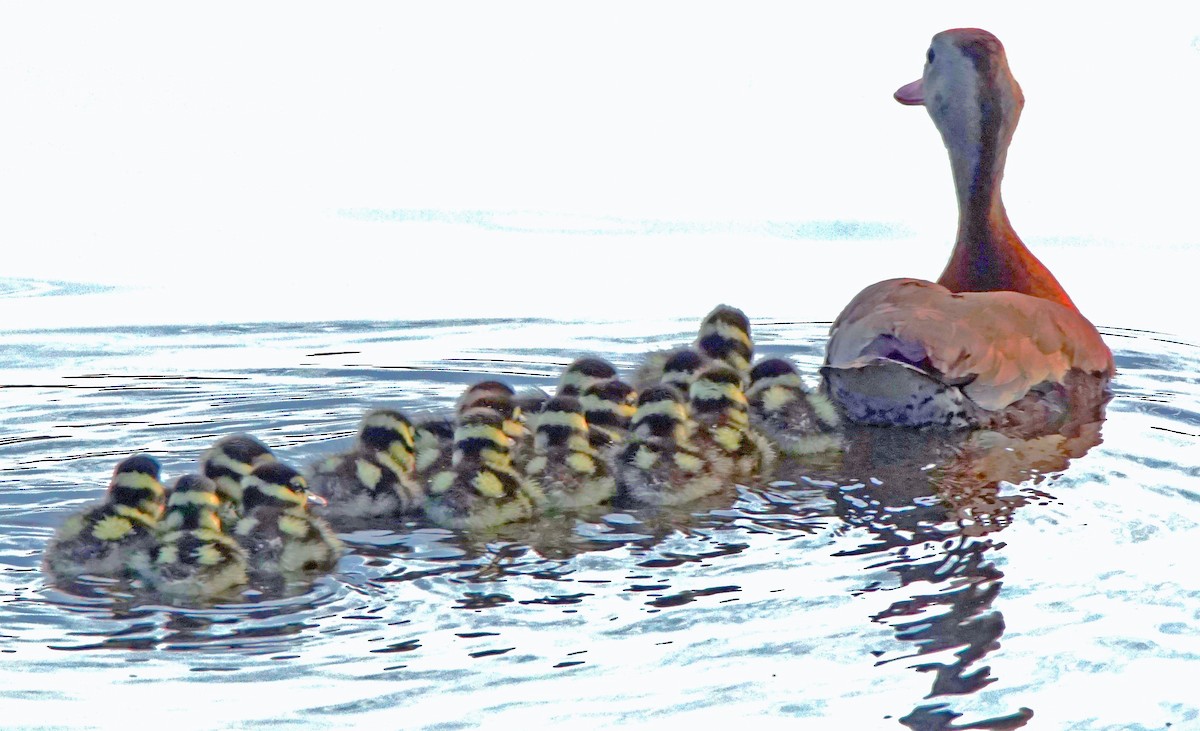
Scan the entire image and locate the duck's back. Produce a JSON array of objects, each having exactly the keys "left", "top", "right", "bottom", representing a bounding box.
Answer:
[{"left": 824, "top": 278, "right": 1114, "bottom": 427}]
